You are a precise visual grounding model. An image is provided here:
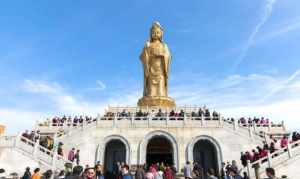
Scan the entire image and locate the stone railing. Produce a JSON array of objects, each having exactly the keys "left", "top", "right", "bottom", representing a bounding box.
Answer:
[
  {"left": 244, "top": 140, "right": 300, "bottom": 178},
  {"left": 0, "top": 135, "right": 71, "bottom": 170},
  {"left": 37, "top": 115, "right": 223, "bottom": 130}
]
